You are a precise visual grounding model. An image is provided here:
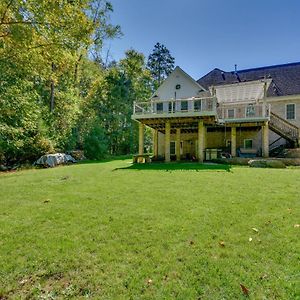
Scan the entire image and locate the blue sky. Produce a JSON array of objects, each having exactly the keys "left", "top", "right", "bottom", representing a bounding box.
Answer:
[{"left": 108, "top": 0, "right": 300, "bottom": 80}]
